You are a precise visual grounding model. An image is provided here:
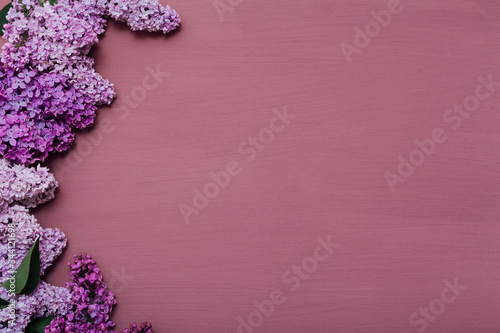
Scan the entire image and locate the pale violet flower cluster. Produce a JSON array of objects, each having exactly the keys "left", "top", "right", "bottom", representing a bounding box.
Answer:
[
  {"left": 0, "top": 158, "right": 58, "bottom": 211},
  {"left": 0, "top": 281, "right": 71, "bottom": 333},
  {"left": 0, "top": 205, "right": 67, "bottom": 276}
]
